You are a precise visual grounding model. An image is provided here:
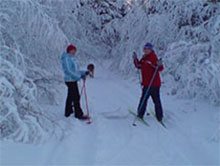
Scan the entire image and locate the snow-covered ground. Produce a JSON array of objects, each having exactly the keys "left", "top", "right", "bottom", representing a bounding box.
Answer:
[
  {"left": 1, "top": 68, "right": 219, "bottom": 166},
  {"left": 0, "top": 0, "right": 220, "bottom": 165},
  {"left": 1, "top": 0, "right": 220, "bottom": 145}
]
